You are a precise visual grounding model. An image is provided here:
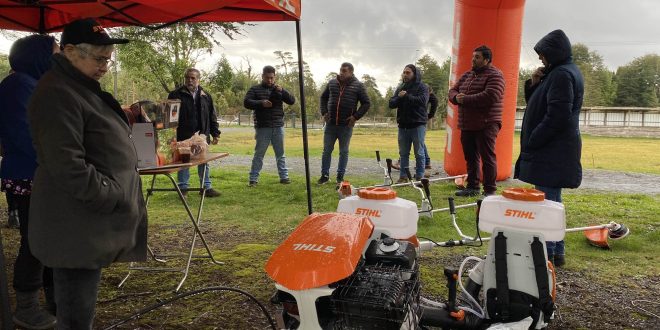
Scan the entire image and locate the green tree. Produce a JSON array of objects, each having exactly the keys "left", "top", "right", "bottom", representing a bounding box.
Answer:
[
  {"left": 114, "top": 22, "right": 243, "bottom": 95},
  {"left": 614, "top": 54, "right": 660, "bottom": 107},
  {"left": 361, "top": 74, "right": 385, "bottom": 116},
  {"left": 415, "top": 54, "right": 450, "bottom": 119},
  {"left": 0, "top": 53, "right": 9, "bottom": 80},
  {"left": 572, "top": 43, "right": 616, "bottom": 106}
]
